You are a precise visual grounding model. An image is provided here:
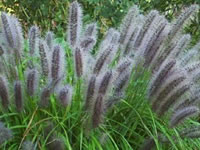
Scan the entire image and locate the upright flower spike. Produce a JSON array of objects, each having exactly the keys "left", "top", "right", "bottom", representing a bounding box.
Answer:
[
  {"left": 92, "top": 94, "right": 104, "bottom": 129},
  {"left": 83, "top": 23, "right": 97, "bottom": 38},
  {"left": 1, "top": 12, "right": 15, "bottom": 49},
  {"left": 39, "top": 40, "right": 50, "bottom": 77},
  {"left": 0, "top": 122, "right": 12, "bottom": 145},
  {"left": 134, "top": 10, "right": 158, "bottom": 49},
  {"left": 170, "top": 106, "right": 199, "bottom": 128},
  {"left": 10, "top": 15, "right": 24, "bottom": 62},
  {"left": 167, "top": 5, "right": 199, "bottom": 41},
  {"left": 151, "top": 74, "right": 186, "bottom": 111},
  {"left": 98, "top": 70, "right": 112, "bottom": 95},
  {"left": 80, "top": 36, "right": 96, "bottom": 52},
  {"left": 143, "top": 24, "right": 170, "bottom": 67},
  {"left": 68, "top": 1, "right": 82, "bottom": 48},
  {"left": 139, "top": 16, "right": 168, "bottom": 60},
  {"left": 84, "top": 75, "right": 96, "bottom": 111},
  {"left": 119, "top": 5, "right": 139, "bottom": 52},
  {"left": 93, "top": 29, "right": 120, "bottom": 75},
  {"left": 45, "top": 31, "right": 54, "bottom": 50},
  {"left": 0, "top": 76, "right": 9, "bottom": 109},
  {"left": 28, "top": 26, "right": 39, "bottom": 56},
  {"left": 14, "top": 80, "right": 23, "bottom": 112},
  {"left": 148, "top": 59, "right": 176, "bottom": 98},
  {"left": 157, "top": 83, "right": 191, "bottom": 116},
  {"left": 58, "top": 85, "right": 73, "bottom": 107},
  {"left": 74, "top": 47, "right": 83, "bottom": 77},
  {"left": 26, "top": 69, "right": 38, "bottom": 96},
  {"left": 51, "top": 45, "right": 65, "bottom": 81},
  {"left": 39, "top": 87, "right": 51, "bottom": 108}
]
